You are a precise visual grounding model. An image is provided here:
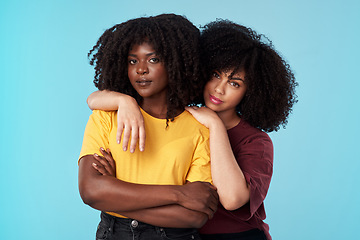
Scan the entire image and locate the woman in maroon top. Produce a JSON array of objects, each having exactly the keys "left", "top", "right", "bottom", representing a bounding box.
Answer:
[
  {"left": 185, "top": 20, "right": 297, "bottom": 240},
  {"left": 87, "top": 20, "right": 297, "bottom": 240}
]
